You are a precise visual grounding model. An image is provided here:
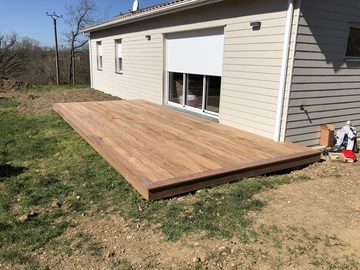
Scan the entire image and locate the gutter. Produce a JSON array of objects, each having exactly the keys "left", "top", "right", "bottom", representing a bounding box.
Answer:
[
  {"left": 274, "top": 0, "right": 295, "bottom": 142},
  {"left": 82, "top": 0, "right": 224, "bottom": 33}
]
